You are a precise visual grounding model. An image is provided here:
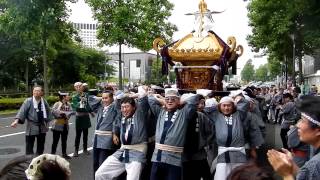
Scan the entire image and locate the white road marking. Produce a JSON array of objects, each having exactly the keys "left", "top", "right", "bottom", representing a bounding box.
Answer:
[
  {"left": 0, "top": 123, "right": 73, "bottom": 139},
  {"left": 0, "top": 116, "right": 15, "bottom": 121},
  {"left": 0, "top": 131, "right": 25, "bottom": 138}
]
